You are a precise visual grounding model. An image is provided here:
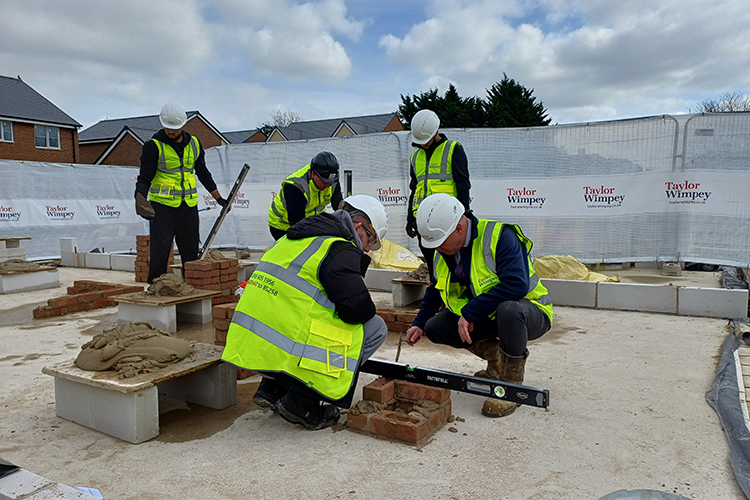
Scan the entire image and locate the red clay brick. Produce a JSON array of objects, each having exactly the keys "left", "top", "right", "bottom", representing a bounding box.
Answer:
[
  {"left": 121, "top": 285, "right": 144, "bottom": 293},
  {"left": 426, "top": 401, "right": 453, "bottom": 432},
  {"left": 102, "top": 287, "right": 126, "bottom": 297},
  {"left": 237, "top": 369, "right": 255, "bottom": 380},
  {"left": 346, "top": 412, "right": 370, "bottom": 432},
  {"left": 48, "top": 295, "right": 79, "bottom": 308},
  {"left": 225, "top": 266, "right": 239, "bottom": 276},
  {"left": 213, "top": 318, "right": 231, "bottom": 331},
  {"left": 362, "top": 377, "right": 395, "bottom": 404},
  {"left": 370, "top": 410, "right": 429, "bottom": 444},
  {"left": 91, "top": 298, "right": 116, "bottom": 309},
  {"left": 386, "top": 321, "right": 409, "bottom": 333},
  {"left": 73, "top": 280, "right": 93, "bottom": 290},
  {"left": 33, "top": 306, "right": 60, "bottom": 319},
  {"left": 67, "top": 302, "right": 91, "bottom": 313},
  {"left": 395, "top": 312, "right": 417, "bottom": 324},
  {"left": 77, "top": 291, "right": 104, "bottom": 303},
  {"left": 185, "top": 260, "right": 212, "bottom": 272},
  {"left": 215, "top": 329, "right": 228, "bottom": 344},
  {"left": 376, "top": 309, "right": 395, "bottom": 322},
  {"left": 395, "top": 381, "right": 451, "bottom": 405},
  {"left": 66, "top": 286, "right": 81, "bottom": 295}
]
